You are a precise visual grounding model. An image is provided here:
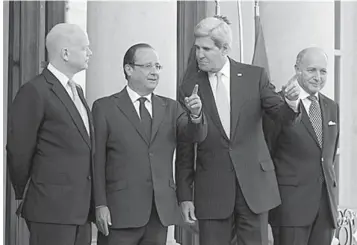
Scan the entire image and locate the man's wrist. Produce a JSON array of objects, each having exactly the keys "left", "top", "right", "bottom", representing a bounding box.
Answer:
[
  {"left": 190, "top": 111, "right": 202, "bottom": 123},
  {"left": 285, "top": 97, "right": 300, "bottom": 113},
  {"left": 96, "top": 205, "right": 107, "bottom": 209}
]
